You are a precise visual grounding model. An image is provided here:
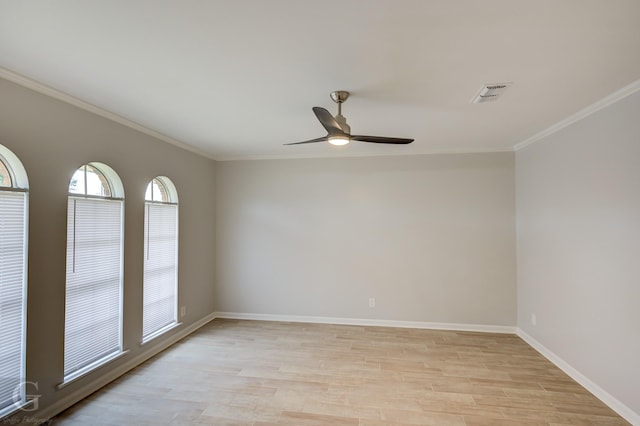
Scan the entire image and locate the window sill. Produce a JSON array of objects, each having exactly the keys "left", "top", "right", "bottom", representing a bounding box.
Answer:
[
  {"left": 141, "top": 322, "right": 182, "bottom": 345},
  {"left": 57, "top": 350, "right": 129, "bottom": 390},
  {"left": 0, "top": 400, "right": 33, "bottom": 422}
]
